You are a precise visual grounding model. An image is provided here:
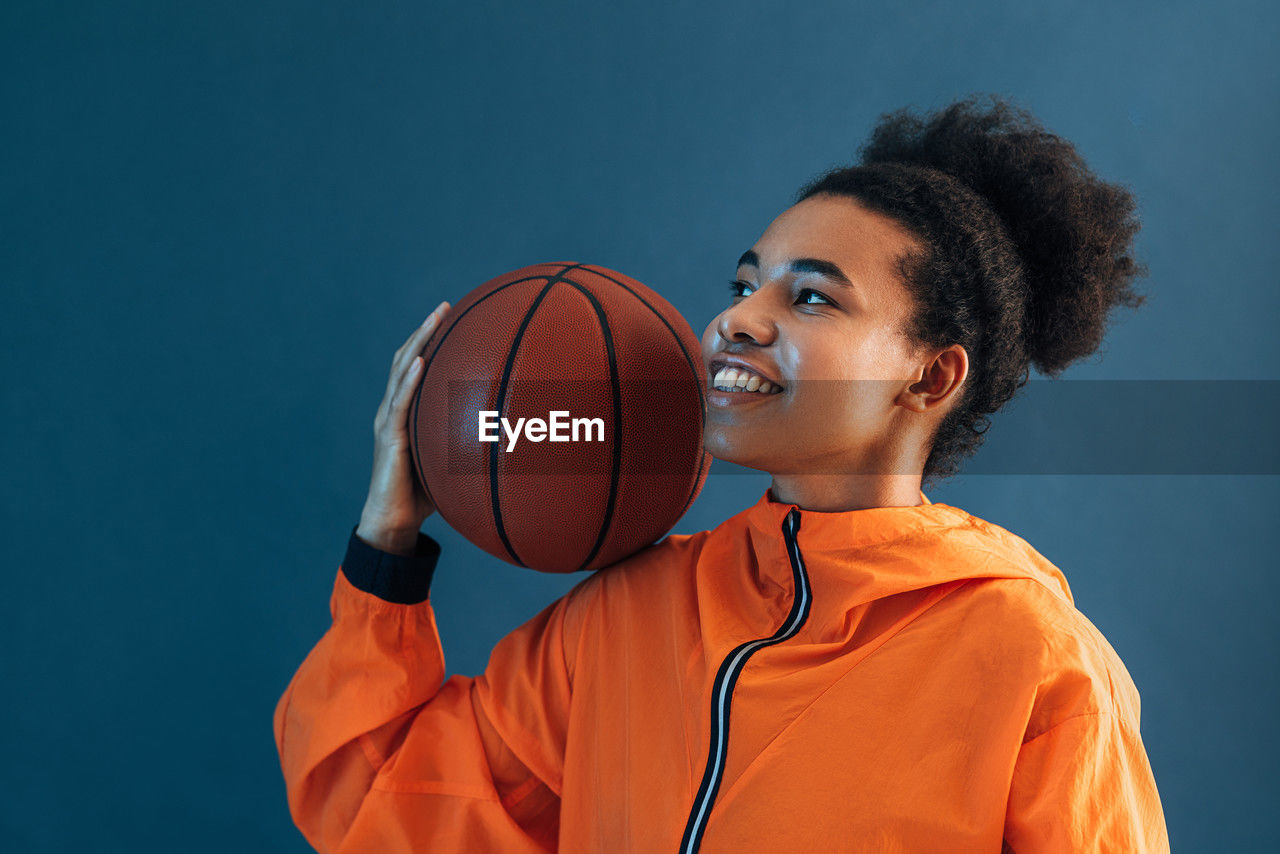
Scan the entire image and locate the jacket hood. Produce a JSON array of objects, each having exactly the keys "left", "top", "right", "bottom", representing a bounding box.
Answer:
[{"left": 702, "top": 487, "right": 1074, "bottom": 636}]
